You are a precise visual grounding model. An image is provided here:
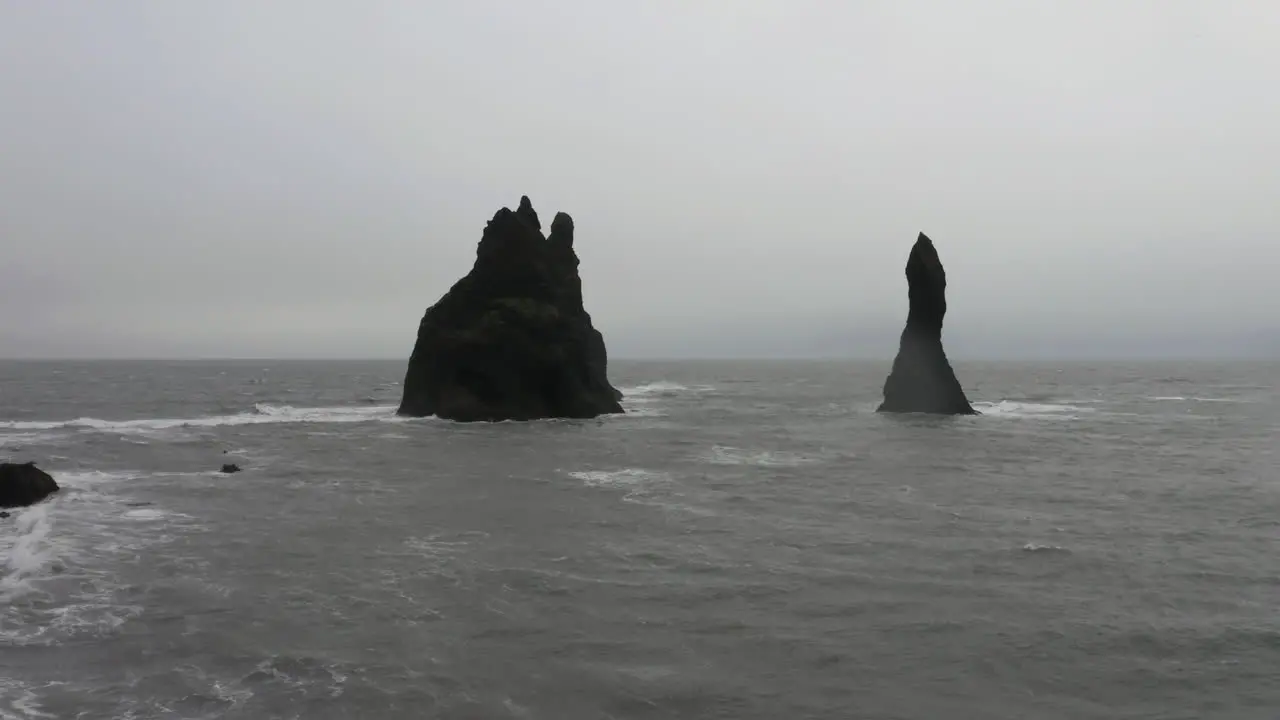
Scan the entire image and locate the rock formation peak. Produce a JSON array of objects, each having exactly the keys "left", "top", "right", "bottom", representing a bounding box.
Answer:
[
  {"left": 877, "top": 232, "right": 976, "bottom": 415},
  {"left": 549, "top": 211, "right": 574, "bottom": 248},
  {"left": 516, "top": 195, "right": 541, "bottom": 231}
]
